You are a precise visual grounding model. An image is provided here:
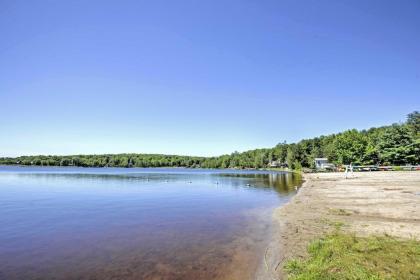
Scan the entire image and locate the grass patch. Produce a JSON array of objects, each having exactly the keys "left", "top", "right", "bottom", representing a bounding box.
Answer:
[
  {"left": 319, "top": 218, "right": 345, "bottom": 230},
  {"left": 285, "top": 232, "right": 420, "bottom": 279},
  {"left": 329, "top": 208, "right": 352, "bottom": 216}
]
